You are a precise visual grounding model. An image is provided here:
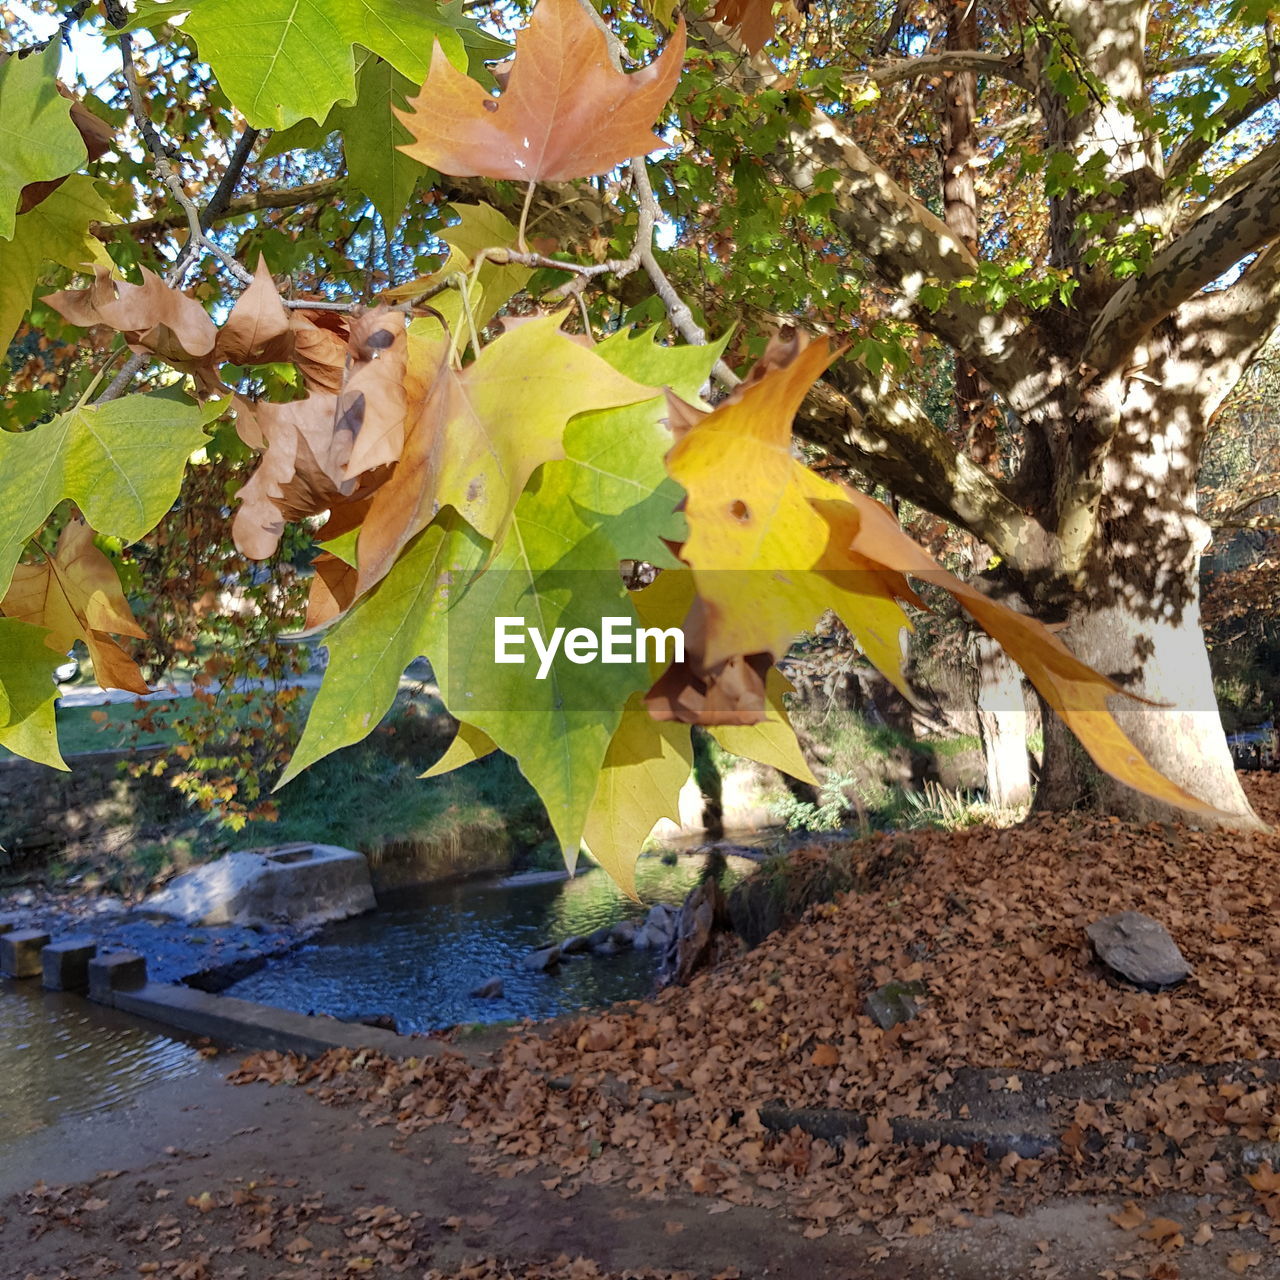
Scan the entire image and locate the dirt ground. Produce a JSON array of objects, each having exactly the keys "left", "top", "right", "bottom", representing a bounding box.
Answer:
[
  {"left": 11, "top": 776, "right": 1280, "bottom": 1277},
  {"left": 1, "top": 1048, "right": 1275, "bottom": 1280}
]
